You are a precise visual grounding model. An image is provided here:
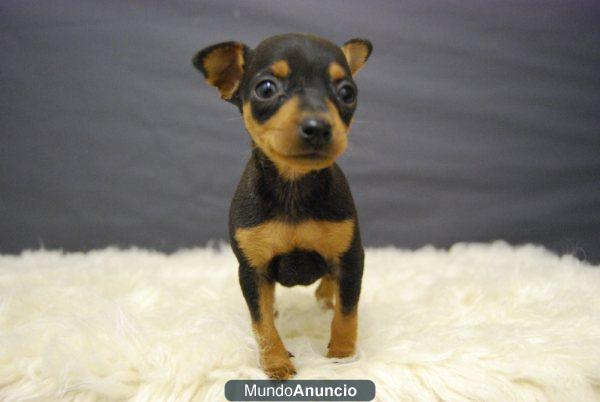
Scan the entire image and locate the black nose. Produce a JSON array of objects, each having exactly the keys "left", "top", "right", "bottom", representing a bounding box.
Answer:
[{"left": 299, "top": 118, "right": 332, "bottom": 148}]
